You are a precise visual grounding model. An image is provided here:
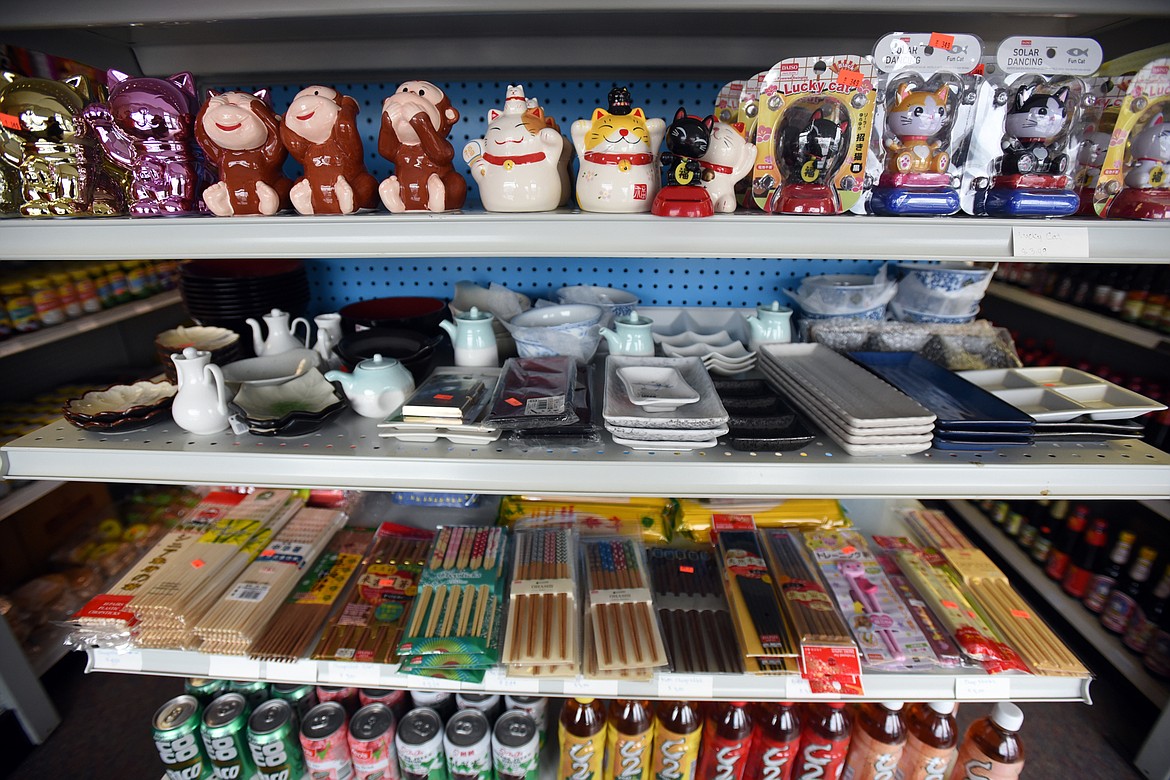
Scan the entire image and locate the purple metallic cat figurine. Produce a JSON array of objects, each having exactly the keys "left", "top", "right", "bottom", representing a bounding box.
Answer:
[{"left": 82, "top": 70, "right": 202, "bottom": 216}]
